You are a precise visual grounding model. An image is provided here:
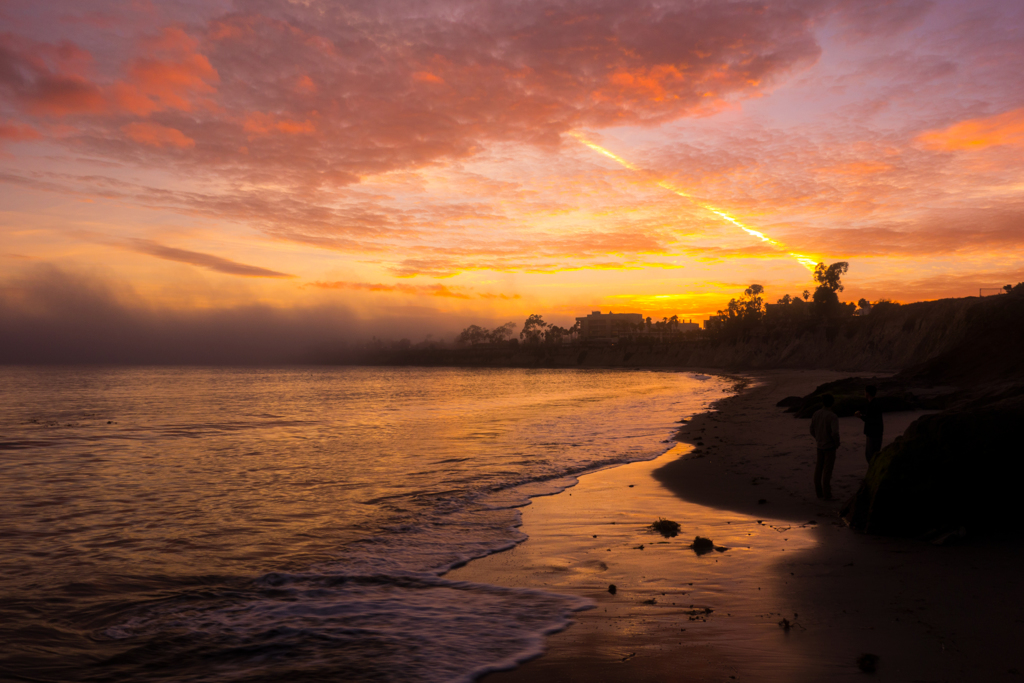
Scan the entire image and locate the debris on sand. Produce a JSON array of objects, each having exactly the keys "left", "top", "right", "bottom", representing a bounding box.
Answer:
[
  {"left": 857, "top": 653, "right": 879, "bottom": 674},
  {"left": 684, "top": 607, "right": 713, "bottom": 621},
  {"left": 608, "top": 584, "right": 617, "bottom": 595},
  {"left": 779, "top": 618, "right": 791, "bottom": 632},
  {"left": 642, "top": 598, "right": 657, "bottom": 605},
  {"left": 649, "top": 518, "right": 681, "bottom": 538},
  {"left": 689, "top": 536, "right": 728, "bottom": 555},
  {"left": 692, "top": 536, "right": 714, "bottom": 551}
]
